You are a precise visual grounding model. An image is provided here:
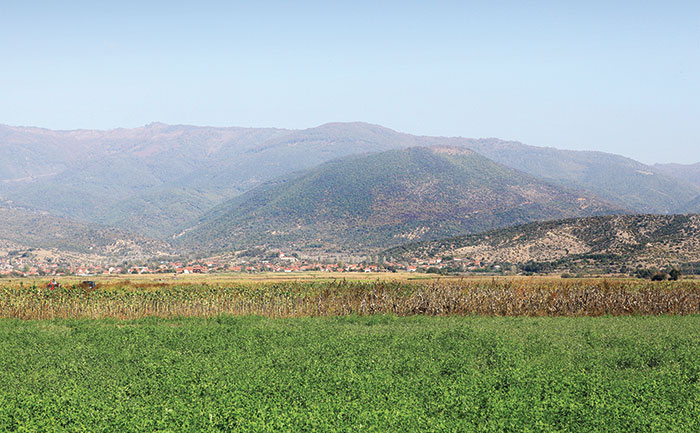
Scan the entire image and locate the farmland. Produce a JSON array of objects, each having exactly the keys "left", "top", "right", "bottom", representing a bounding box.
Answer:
[
  {"left": 2, "top": 276, "right": 699, "bottom": 432},
  {"left": 2, "top": 275, "right": 700, "bottom": 319},
  {"left": 1, "top": 315, "right": 699, "bottom": 432}
]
